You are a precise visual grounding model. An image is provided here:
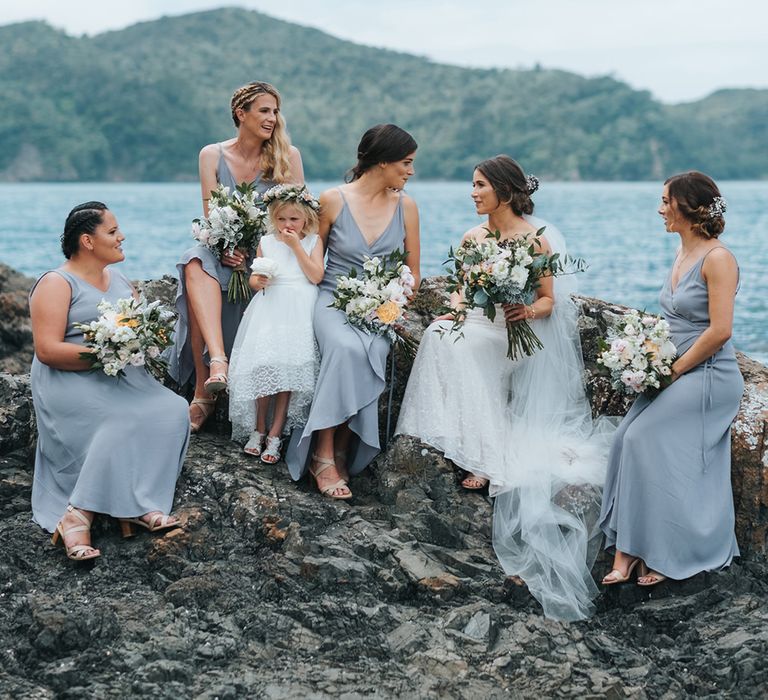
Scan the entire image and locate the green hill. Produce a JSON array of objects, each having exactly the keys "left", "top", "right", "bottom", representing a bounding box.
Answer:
[{"left": 0, "top": 8, "right": 764, "bottom": 182}]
